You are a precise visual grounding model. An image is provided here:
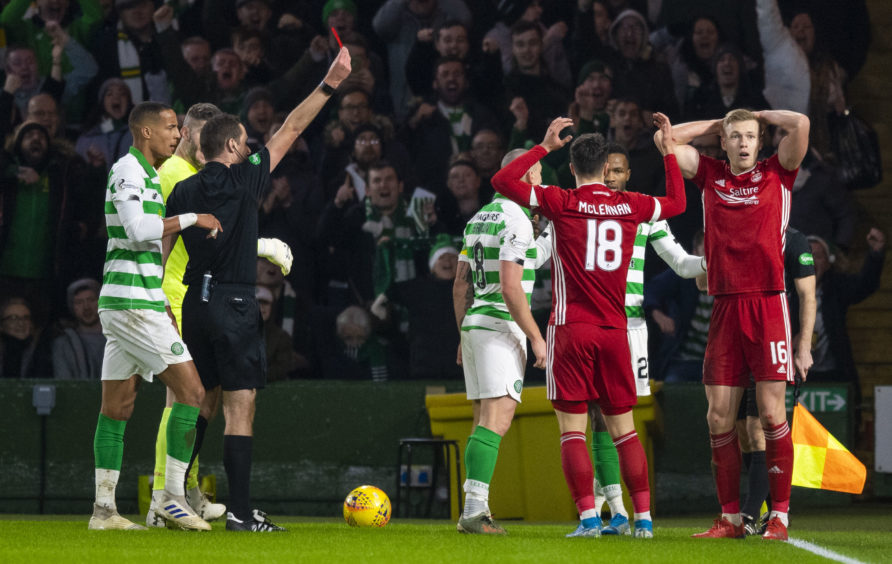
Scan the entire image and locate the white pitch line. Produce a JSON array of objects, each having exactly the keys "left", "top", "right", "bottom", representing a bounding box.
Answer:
[{"left": 787, "top": 538, "right": 868, "bottom": 564}]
